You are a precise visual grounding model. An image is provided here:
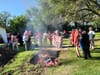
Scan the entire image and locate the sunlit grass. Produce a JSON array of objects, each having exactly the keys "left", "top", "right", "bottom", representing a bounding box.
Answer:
[
  {"left": 1, "top": 51, "right": 38, "bottom": 75},
  {"left": 43, "top": 32, "right": 100, "bottom": 75},
  {"left": 0, "top": 32, "right": 100, "bottom": 75},
  {"left": 95, "top": 32, "right": 100, "bottom": 39}
]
